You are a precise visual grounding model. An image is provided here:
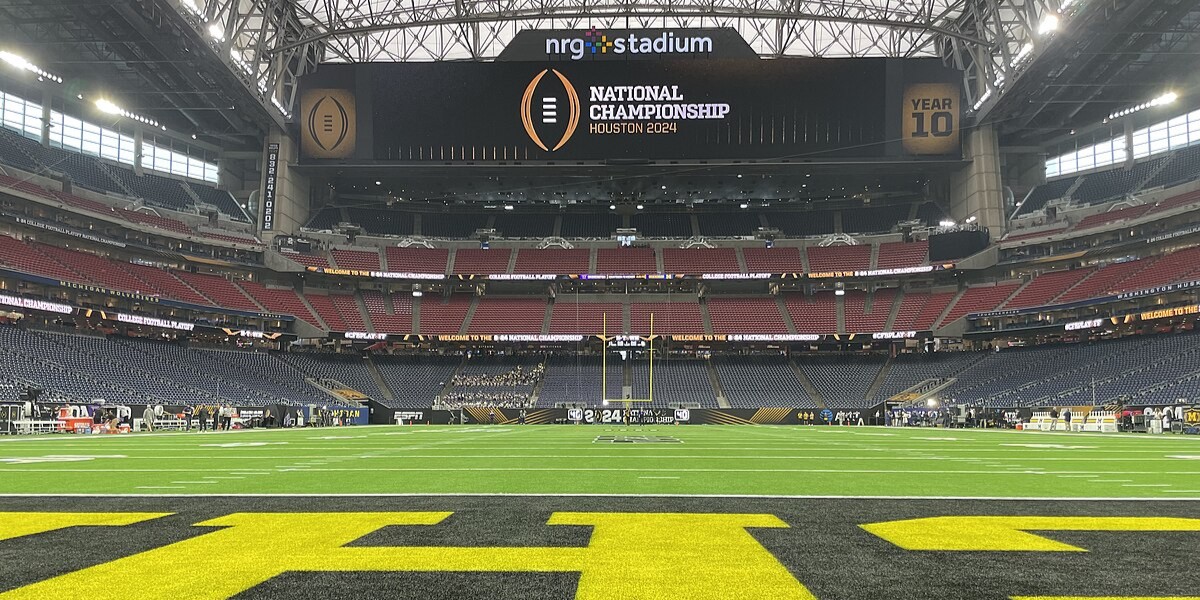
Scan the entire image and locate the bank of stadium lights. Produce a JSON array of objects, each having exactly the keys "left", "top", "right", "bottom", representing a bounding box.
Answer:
[
  {"left": 94, "top": 98, "right": 160, "bottom": 129},
  {"left": 208, "top": 24, "right": 225, "bottom": 42},
  {"left": 1038, "top": 14, "right": 1060, "bottom": 36},
  {"left": 0, "top": 51, "right": 63, "bottom": 84},
  {"left": 1011, "top": 42, "right": 1035, "bottom": 68},
  {"left": 1107, "top": 92, "right": 1178, "bottom": 121},
  {"left": 270, "top": 95, "right": 292, "bottom": 120}
]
